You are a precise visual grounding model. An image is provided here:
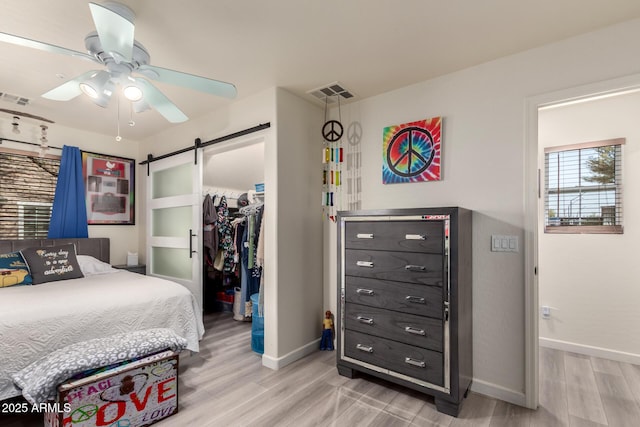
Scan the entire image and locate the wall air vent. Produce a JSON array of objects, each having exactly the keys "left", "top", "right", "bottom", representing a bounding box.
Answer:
[
  {"left": 307, "top": 82, "right": 355, "bottom": 105},
  {"left": 0, "top": 92, "right": 31, "bottom": 106}
]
